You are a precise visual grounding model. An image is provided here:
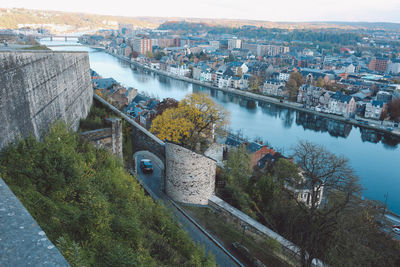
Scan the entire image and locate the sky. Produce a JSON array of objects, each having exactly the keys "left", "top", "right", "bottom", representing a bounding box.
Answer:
[{"left": 2, "top": 0, "right": 400, "bottom": 23}]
